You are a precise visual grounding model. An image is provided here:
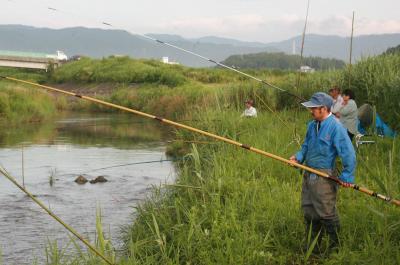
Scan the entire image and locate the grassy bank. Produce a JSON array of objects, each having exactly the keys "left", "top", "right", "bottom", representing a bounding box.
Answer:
[
  {"left": 1, "top": 53, "right": 399, "bottom": 129},
  {"left": 0, "top": 82, "right": 57, "bottom": 124},
  {"left": 1, "top": 55, "right": 400, "bottom": 264},
  {"left": 118, "top": 110, "right": 400, "bottom": 265},
  {"left": 34, "top": 109, "right": 400, "bottom": 265},
  {"left": 48, "top": 57, "right": 343, "bottom": 119},
  {"left": 0, "top": 67, "right": 65, "bottom": 124}
]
